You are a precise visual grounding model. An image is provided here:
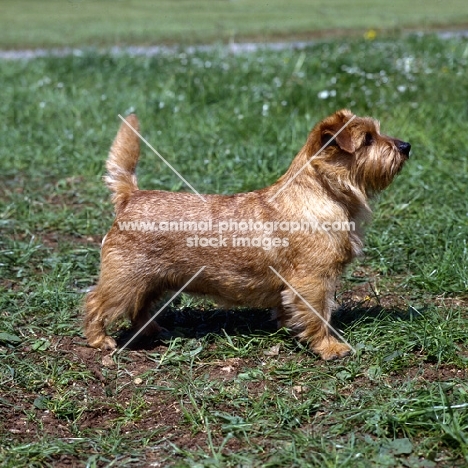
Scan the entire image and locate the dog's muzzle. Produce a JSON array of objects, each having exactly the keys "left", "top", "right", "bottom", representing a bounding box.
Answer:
[{"left": 397, "top": 141, "right": 411, "bottom": 158}]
